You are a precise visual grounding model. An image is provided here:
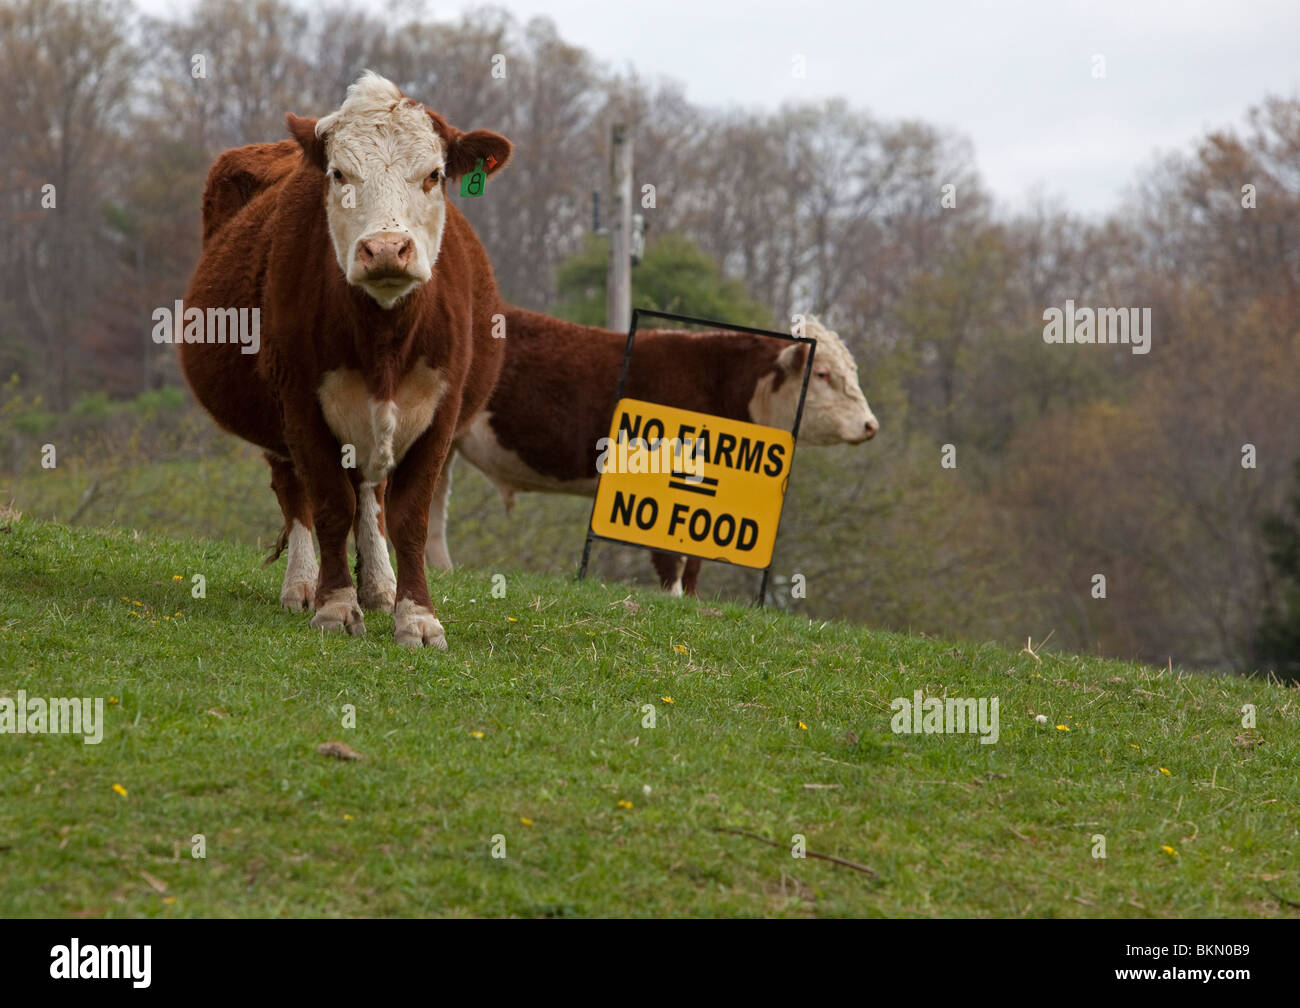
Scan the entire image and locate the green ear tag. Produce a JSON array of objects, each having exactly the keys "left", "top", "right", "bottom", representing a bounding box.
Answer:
[{"left": 460, "top": 158, "right": 486, "bottom": 198}]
